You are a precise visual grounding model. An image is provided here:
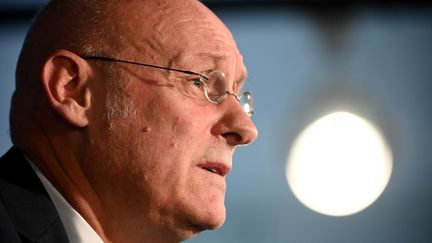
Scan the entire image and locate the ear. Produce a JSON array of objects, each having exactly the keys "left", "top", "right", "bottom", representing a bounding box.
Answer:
[{"left": 41, "top": 49, "right": 92, "bottom": 127}]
